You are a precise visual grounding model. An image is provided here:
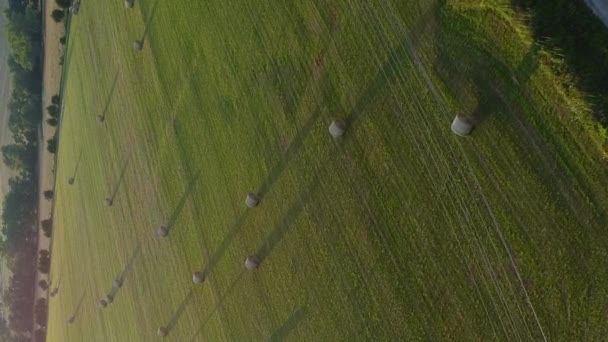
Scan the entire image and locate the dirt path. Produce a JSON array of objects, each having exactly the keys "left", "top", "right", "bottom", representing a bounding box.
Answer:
[
  {"left": 585, "top": 0, "right": 608, "bottom": 27},
  {"left": 34, "top": 0, "right": 64, "bottom": 330}
]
